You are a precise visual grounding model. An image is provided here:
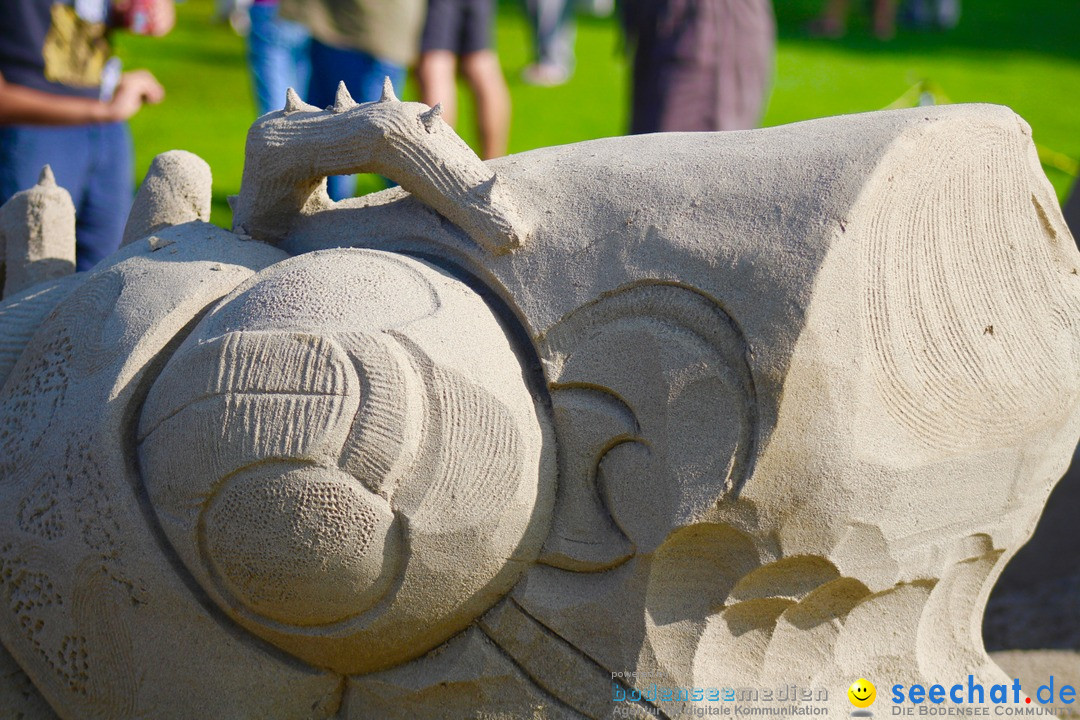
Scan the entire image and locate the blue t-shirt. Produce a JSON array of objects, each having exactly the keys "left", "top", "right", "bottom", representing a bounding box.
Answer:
[{"left": 0, "top": 0, "right": 115, "bottom": 99}]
